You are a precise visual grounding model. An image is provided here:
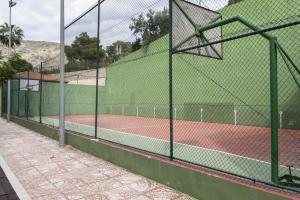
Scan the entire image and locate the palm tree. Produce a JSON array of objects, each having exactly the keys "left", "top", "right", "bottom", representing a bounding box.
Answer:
[{"left": 0, "top": 22, "right": 24, "bottom": 48}]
